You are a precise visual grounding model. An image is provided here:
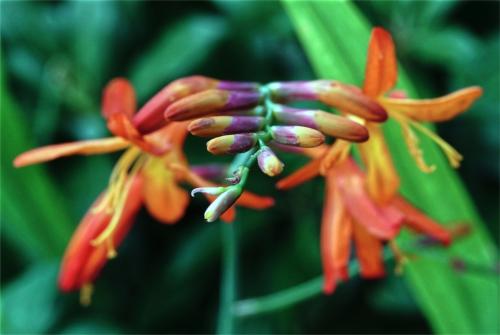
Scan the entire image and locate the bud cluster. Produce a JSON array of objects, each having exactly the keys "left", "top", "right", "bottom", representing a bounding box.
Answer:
[{"left": 134, "top": 75, "right": 387, "bottom": 222}]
